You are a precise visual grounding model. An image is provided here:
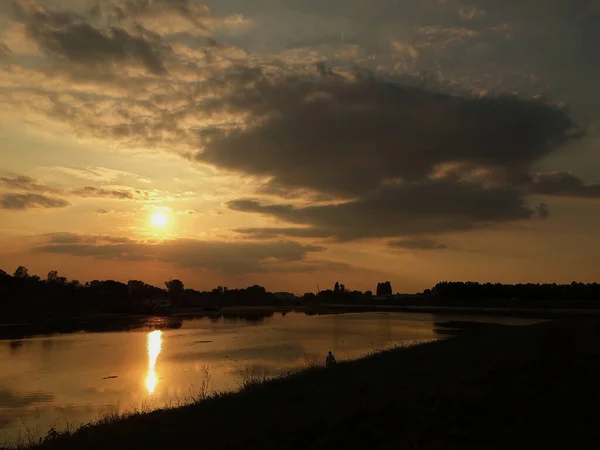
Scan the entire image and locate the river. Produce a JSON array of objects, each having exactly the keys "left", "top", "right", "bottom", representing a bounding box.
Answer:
[{"left": 0, "top": 311, "right": 538, "bottom": 445}]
